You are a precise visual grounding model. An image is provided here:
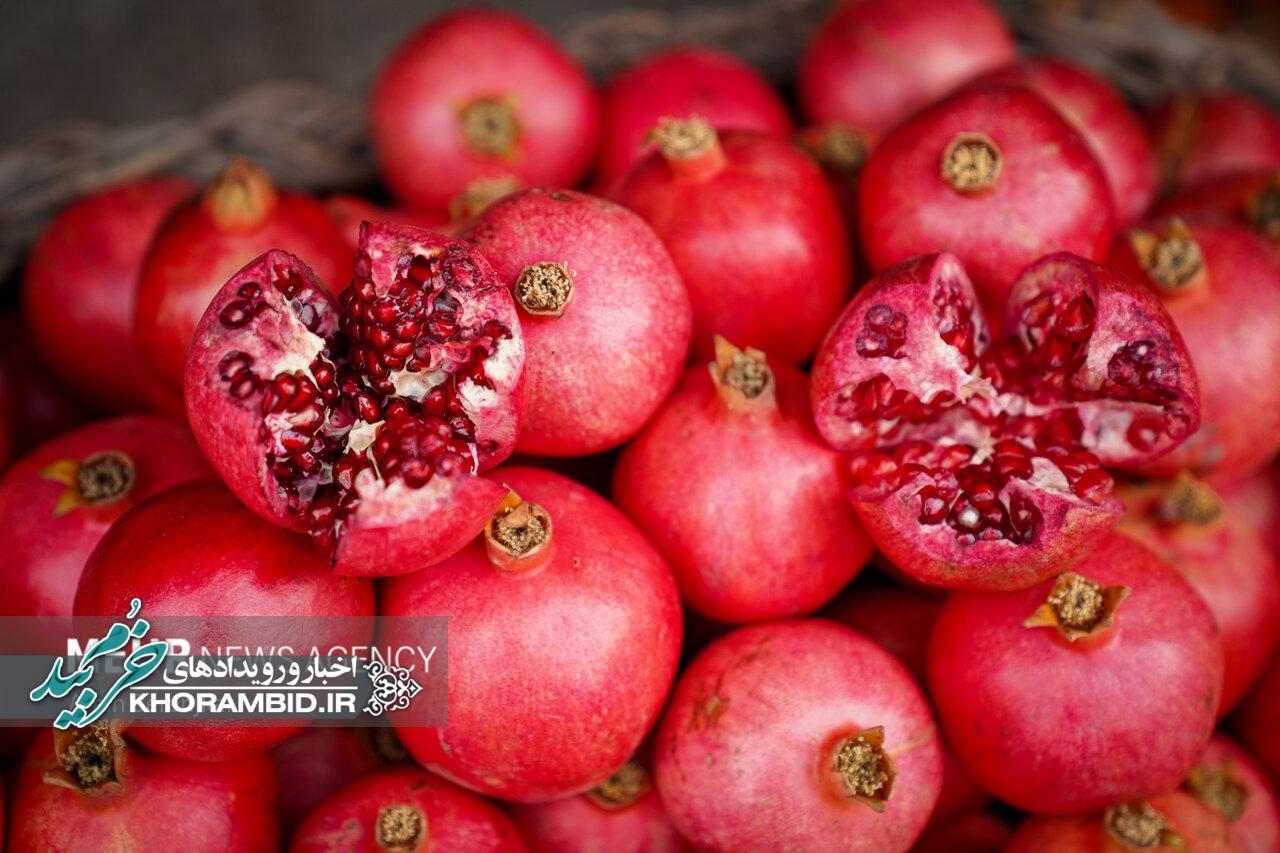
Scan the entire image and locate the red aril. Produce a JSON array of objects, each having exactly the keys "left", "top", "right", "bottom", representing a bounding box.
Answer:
[
  {"left": 184, "top": 223, "right": 526, "bottom": 576},
  {"left": 1158, "top": 170, "right": 1280, "bottom": 243},
  {"left": 809, "top": 252, "right": 1198, "bottom": 590},
  {"left": 1006, "top": 793, "right": 1234, "bottom": 852},
  {"left": 382, "top": 467, "right": 681, "bottom": 802},
  {"left": 1186, "top": 736, "right": 1280, "bottom": 853},
  {"left": 269, "top": 727, "right": 382, "bottom": 832},
  {"left": 325, "top": 194, "right": 451, "bottom": 252},
  {"left": 458, "top": 188, "right": 691, "bottom": 456},
  {"left": 1149, "top": 92, "right": 1280, "bottom": 191}
]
